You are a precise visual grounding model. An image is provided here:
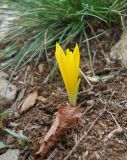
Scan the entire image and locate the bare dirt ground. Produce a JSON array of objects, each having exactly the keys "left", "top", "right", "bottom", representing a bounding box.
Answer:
[{"left": 1, "top": 25, "right": 127, "bottom": 160}]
